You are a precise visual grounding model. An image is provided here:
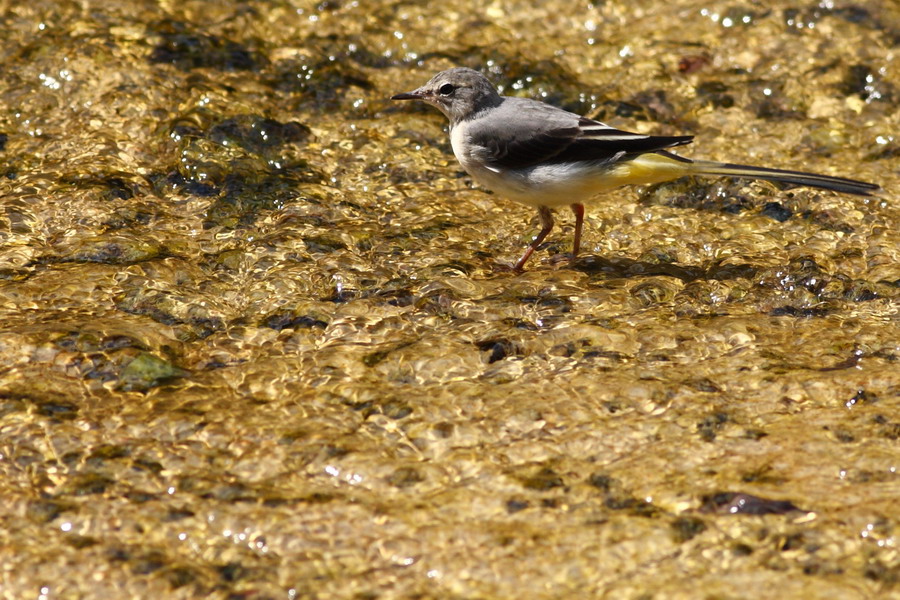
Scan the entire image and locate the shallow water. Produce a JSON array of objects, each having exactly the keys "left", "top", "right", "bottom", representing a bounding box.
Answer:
[{"left": 0, "top": 0, "right": 898, "bottom": 598}]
